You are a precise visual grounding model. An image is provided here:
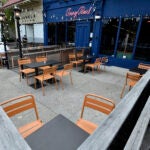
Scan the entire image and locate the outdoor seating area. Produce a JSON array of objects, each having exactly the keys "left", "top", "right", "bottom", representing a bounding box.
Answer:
[
  {"left": 0, "top": 0, "right": 150, "bottom": 149},
  {"left": 0, "top": 60, "right": 149, "bottom": 149}
]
